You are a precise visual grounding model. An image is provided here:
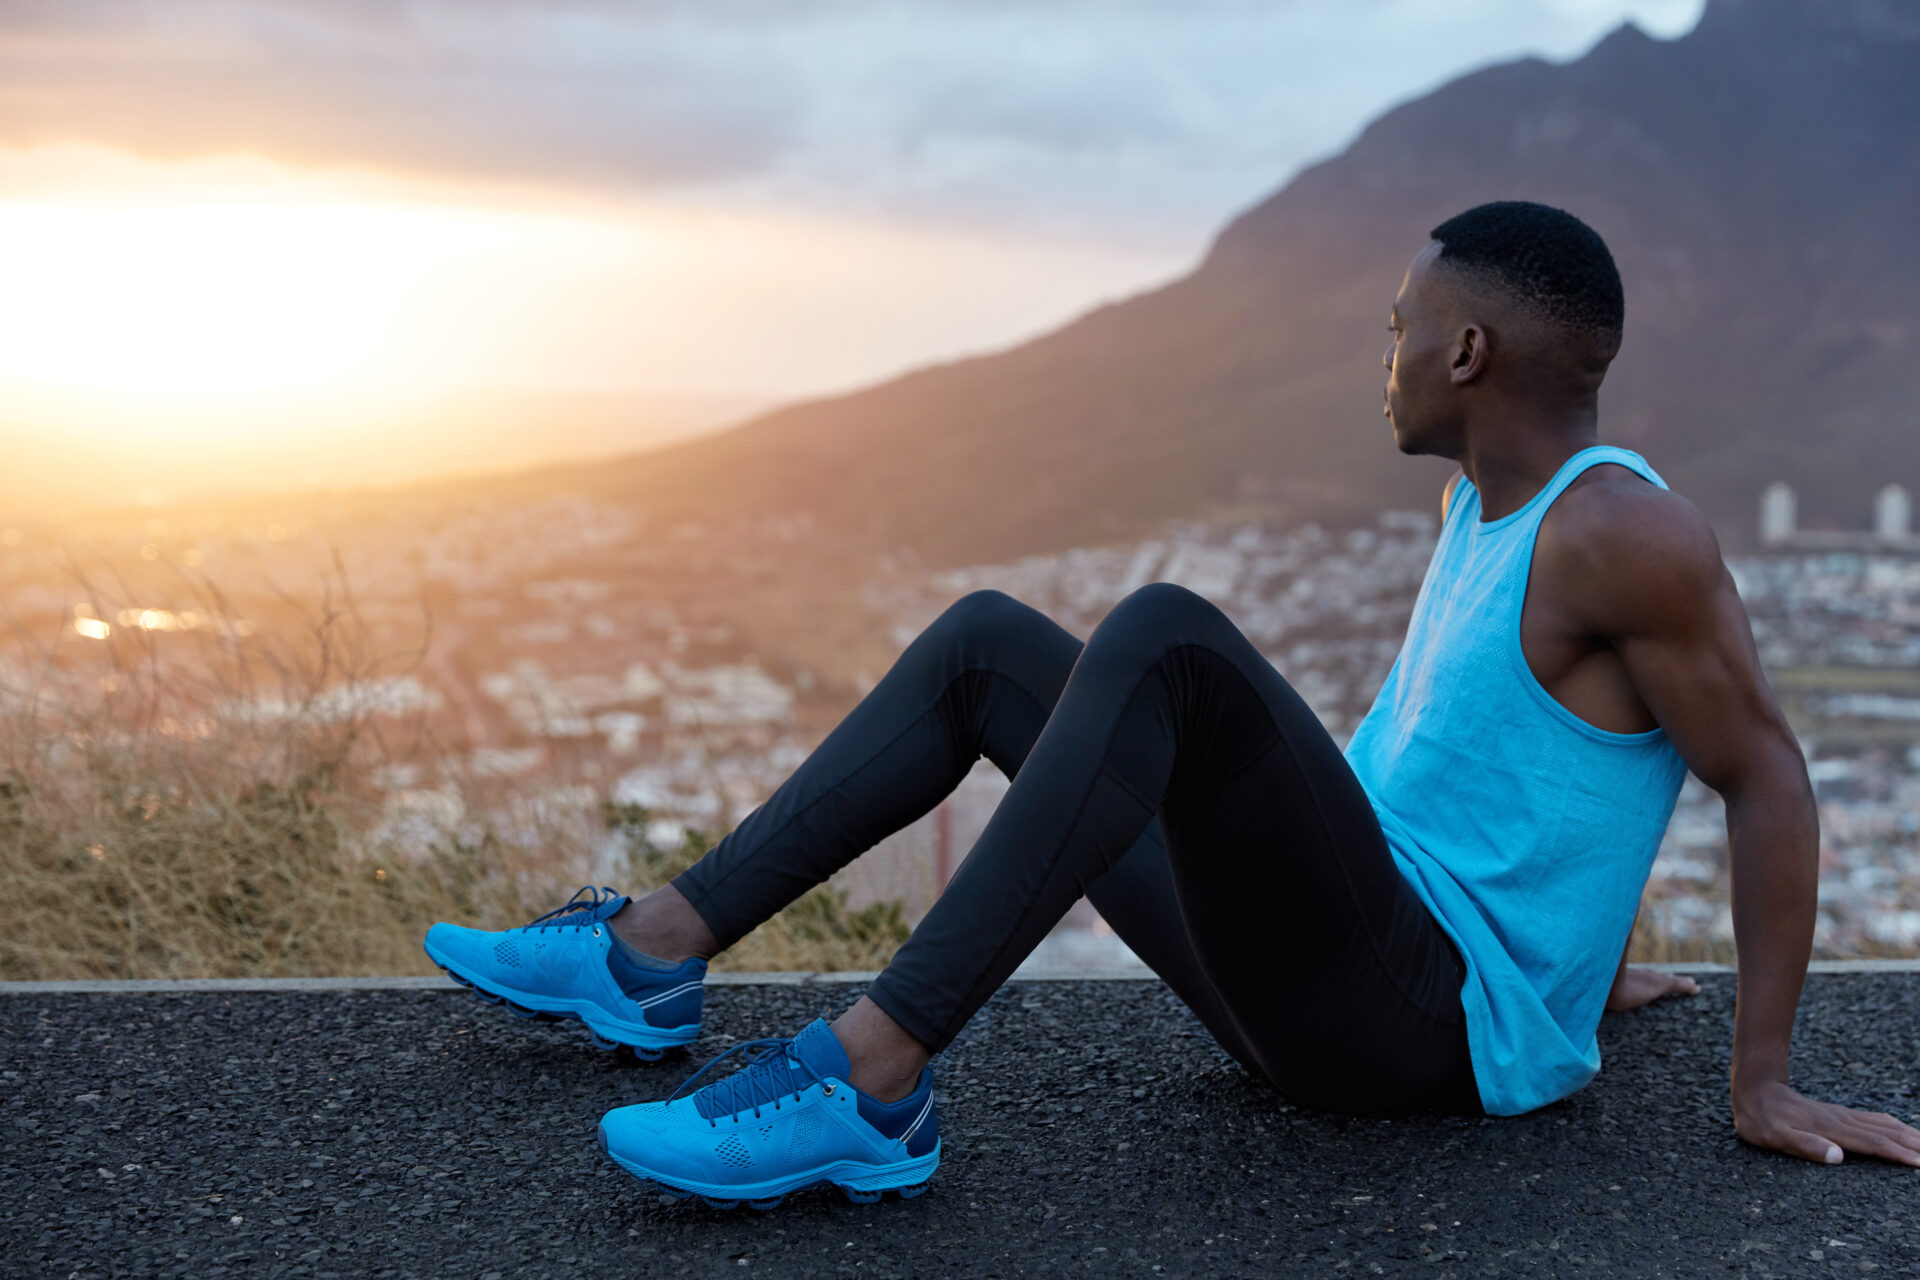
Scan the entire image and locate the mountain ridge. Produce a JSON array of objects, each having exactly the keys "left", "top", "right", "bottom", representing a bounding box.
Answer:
[{"left": 512, "top": 0, "right": 1918, "bottom": 562}]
